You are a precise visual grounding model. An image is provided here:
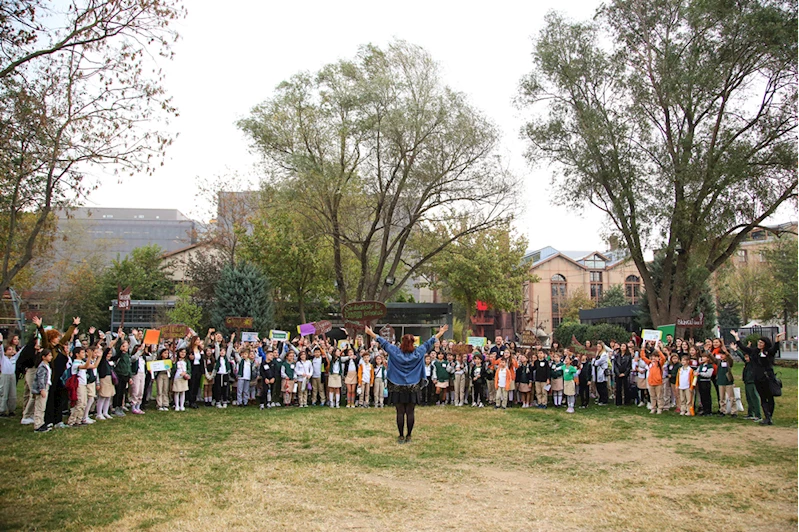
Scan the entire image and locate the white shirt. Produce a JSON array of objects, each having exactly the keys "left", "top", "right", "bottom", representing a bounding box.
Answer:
[
  {"left": 312, "top": 357, "right": 323, "bottom": 378},
  {"left": 72, "top": 359, "right": 88, "bottom": 385},
  {"left": 192, "top": 349, "right": 202, "bottom": 365},
  {"left": 497, "top": 368, "right": 508, "bottom": 388},
  {"left": 347, "top": 359, "right": 357, "bottom": 373},
  {"left": 241, "top": 361, "right": 251, "bottom": 380},
  {"left": 0, "top": 352, "right": 21, "bottom": 375},
  {"left": 298, "top": 360, "right": 312, "bottom": 380},
  {"left": 361, "top": 363, "right": 372, "bottom": 385},
  {"left": 678, "top": 367, "right": 692, "bottom": 390},
  {"left": 175, "top": 360, "right": 188, "bottom": 381}
]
